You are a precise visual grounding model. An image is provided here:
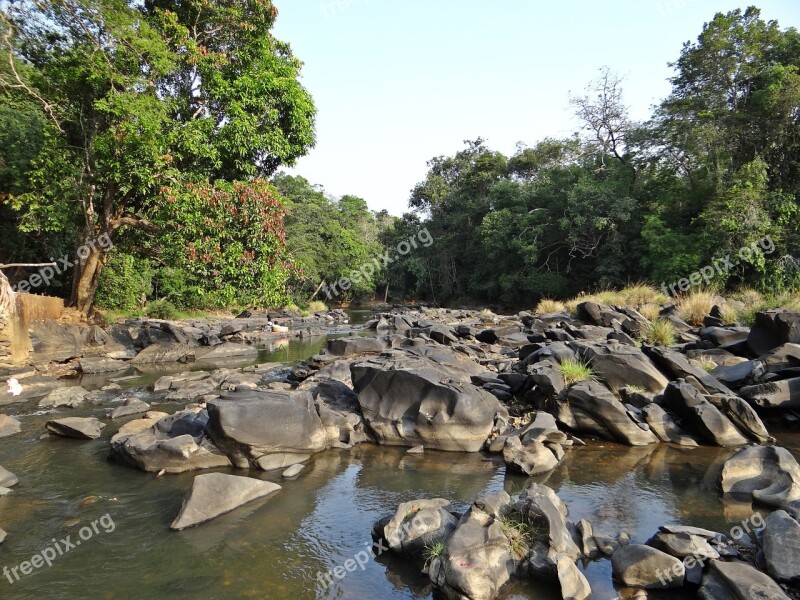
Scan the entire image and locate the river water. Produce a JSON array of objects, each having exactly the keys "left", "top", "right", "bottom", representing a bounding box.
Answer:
[{"left": 0, "top": 312, "right": 797, "bottom": 600}]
